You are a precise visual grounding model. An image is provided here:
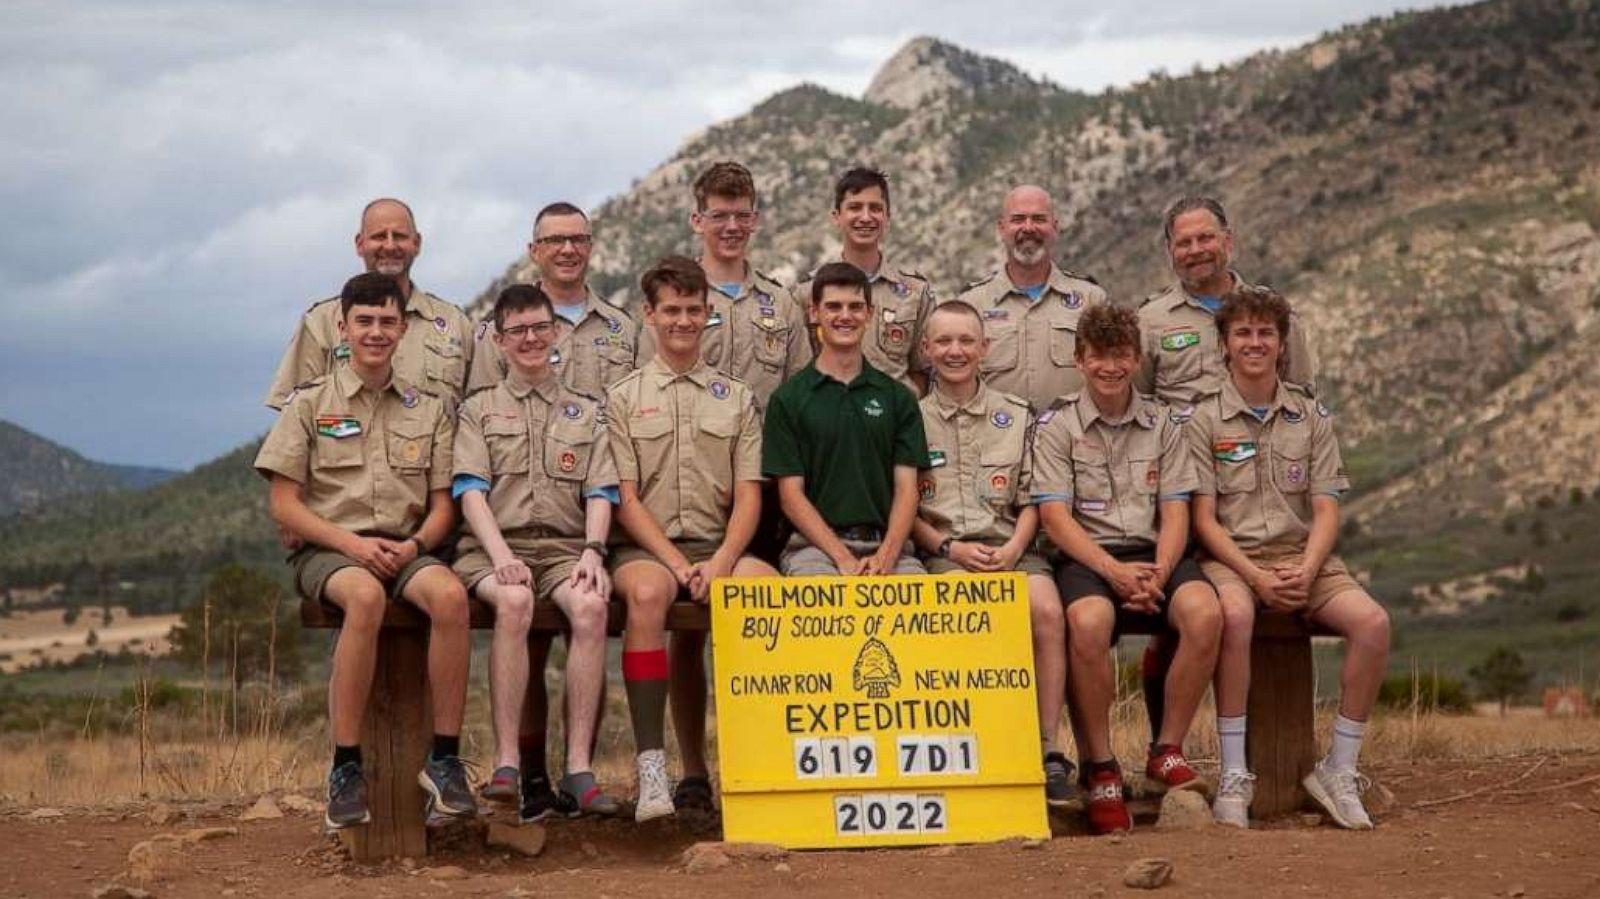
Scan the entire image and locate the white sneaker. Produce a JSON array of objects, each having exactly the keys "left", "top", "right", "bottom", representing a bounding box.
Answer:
[
  {"left": 1213, "top": 769, "right": 1256, "bottom": 828},
  {"left": 634, "top": 749, "right": 675, "bottom": 823},
  {"left": 1303, "top": 759, "right": 1374, "bottom": 830}
]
